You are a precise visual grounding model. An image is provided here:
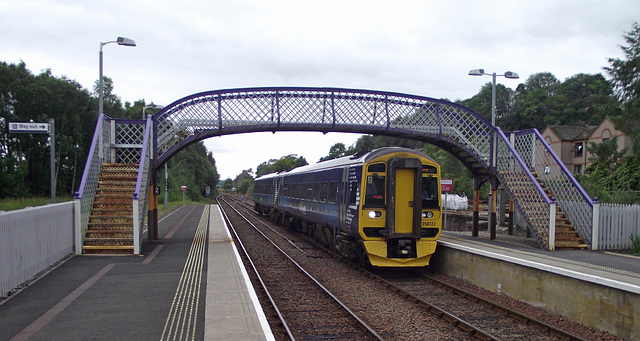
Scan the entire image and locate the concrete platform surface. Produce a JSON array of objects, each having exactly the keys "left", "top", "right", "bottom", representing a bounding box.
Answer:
[{"left": 0, "top": 204, "right": 273, "bottom": 341}]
